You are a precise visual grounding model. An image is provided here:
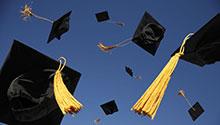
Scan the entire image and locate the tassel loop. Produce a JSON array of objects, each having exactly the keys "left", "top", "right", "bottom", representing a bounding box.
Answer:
[{"left": 57, "top": 57, "right": 67, "bottom": 72}]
